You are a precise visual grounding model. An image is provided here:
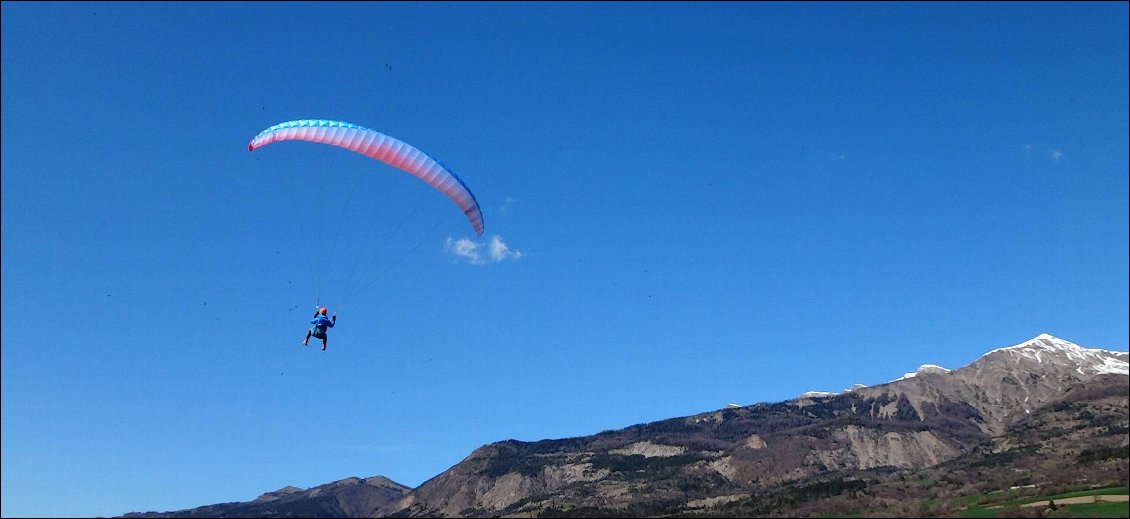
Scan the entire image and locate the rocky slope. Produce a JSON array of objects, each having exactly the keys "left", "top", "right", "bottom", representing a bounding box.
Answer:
[{"left": 381, "top": 334, "right": 1128, "bottom": 517}]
